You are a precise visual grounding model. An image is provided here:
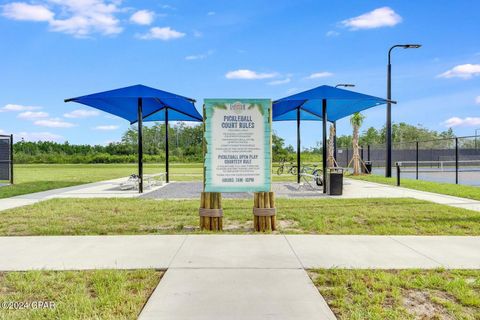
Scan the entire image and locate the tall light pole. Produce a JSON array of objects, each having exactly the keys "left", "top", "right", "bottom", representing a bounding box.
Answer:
[
  {"left": 334, "top": 84, "right": 356, "bottom": 161},
  {"left": 386, "top": 44, "right": 421, "bottom": 177}
]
